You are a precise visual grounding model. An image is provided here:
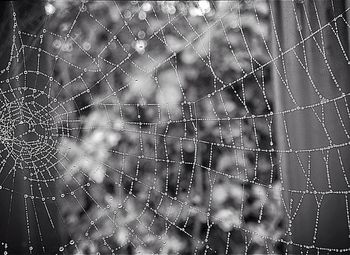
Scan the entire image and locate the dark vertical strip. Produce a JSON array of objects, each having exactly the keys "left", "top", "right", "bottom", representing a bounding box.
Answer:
[
  {"left": 271, "top": 0, "right": 350, "bottom": 253},
  {"left": 0, "top": 1, "right": 60, "bottom": 254}
]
